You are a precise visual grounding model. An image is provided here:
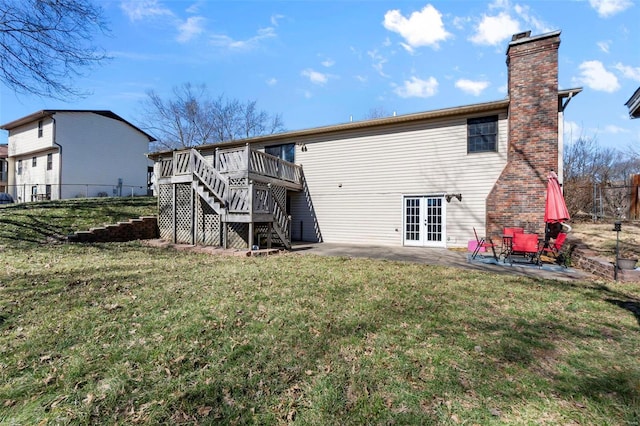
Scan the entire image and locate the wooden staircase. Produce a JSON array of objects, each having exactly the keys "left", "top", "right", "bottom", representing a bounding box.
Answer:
[{"left": 189, "top": 149, "right": 293, "bottom": 249}]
